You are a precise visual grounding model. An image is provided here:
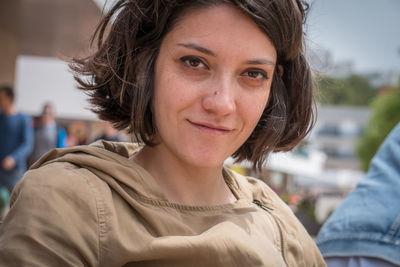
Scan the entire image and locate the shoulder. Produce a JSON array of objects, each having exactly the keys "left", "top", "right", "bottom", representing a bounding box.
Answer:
[
  {"left": 10, "top": 161, "right": 104, "bottom": 224},
  {"left": 0, "top": 161, "right": 105, "bottom": 264},
  {"left": 14, "top": 112, "right": 31, "bottom": 125},
  {"left": 15, "top": 111, "right": 30, "bottom": 119},
  {"left": 14, "top": 160, "right": 108, "bottom": 207},
  {"left": 9, "top": 159, "right": 114, "bottom": 234},
  {"left": 318, "top": 124, "right": 400, "bottom": 233}
]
